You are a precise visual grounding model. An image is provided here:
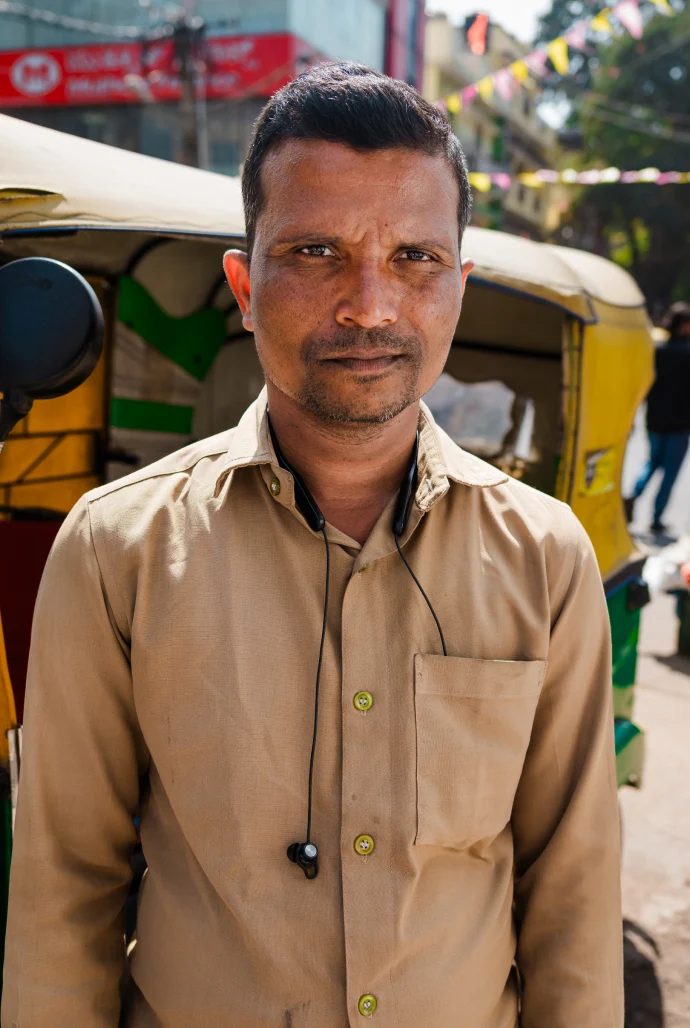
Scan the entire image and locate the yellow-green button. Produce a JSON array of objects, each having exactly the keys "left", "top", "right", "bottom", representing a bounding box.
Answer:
[
  {"left": 358, "top": 994, "right": 377, "bottom": 1017},
  {"left": 353, "top": 691, "right": 373, "bottom": 712},
  {"left": 269, "top": 477, "right": 281, "bottom": 496},
  {"left": 354, "top": 834, "right": 375, "bottom": 856}
]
